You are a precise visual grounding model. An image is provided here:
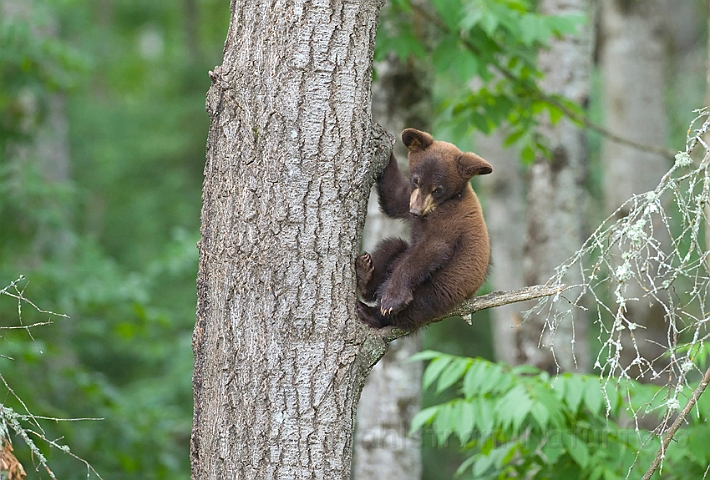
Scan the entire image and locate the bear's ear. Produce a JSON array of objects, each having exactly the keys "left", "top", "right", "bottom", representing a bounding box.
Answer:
[
  {"left": 457, "top": 152, "right": 493, "bottom": 178},
  {"left": 402, "top": 128, "right": 434, "bottom": 152}
]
